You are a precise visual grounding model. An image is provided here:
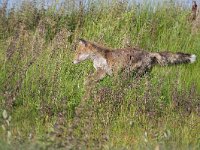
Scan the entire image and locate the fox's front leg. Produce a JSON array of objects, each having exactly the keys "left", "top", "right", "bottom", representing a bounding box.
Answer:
[{"left": 84, "top": 68, "right": 106, "bottom": 86}]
